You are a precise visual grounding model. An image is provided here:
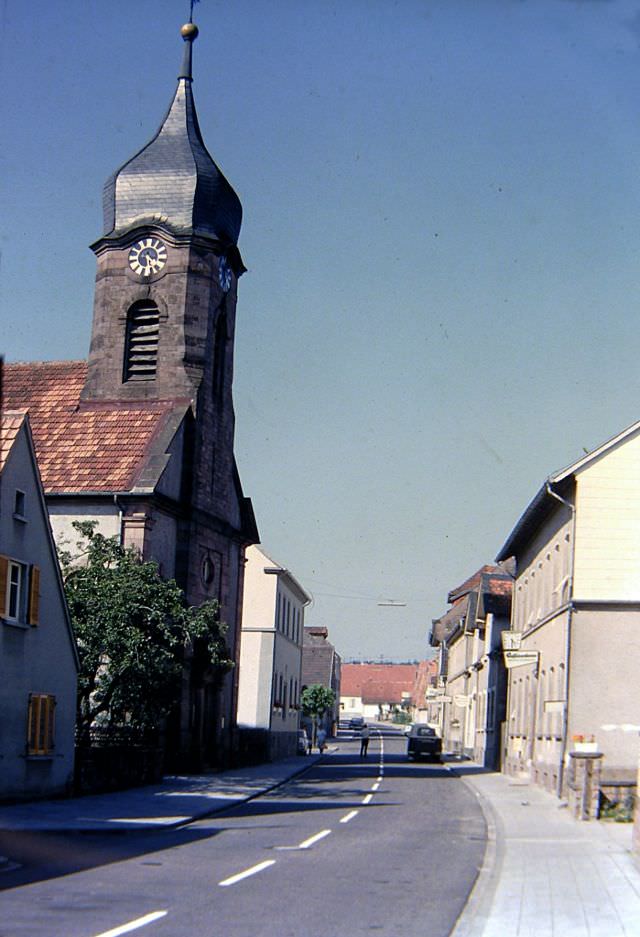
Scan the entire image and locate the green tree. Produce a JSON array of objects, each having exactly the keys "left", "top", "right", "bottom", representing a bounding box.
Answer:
[
  {"left": 60, "top": 522, "right": 233, "bottom": 741},
  {"left": 300, "top": 684, "right": 336, "bottom": 744}
]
